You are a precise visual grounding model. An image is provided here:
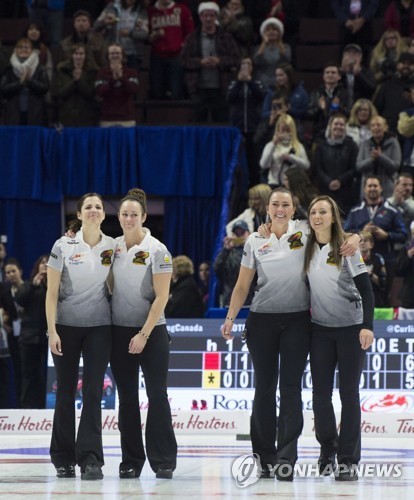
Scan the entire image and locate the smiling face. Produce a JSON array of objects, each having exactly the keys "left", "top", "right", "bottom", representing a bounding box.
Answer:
[
  {"left": 15, "top": 41, "right": 32, "bottom": 60},
  {"left": 370, "top": 116, "right": 386, "bottom": 140},
  {"left": 118, "top": 199, "right": 146, "bottom": 234},
  {"left": 330, "top": 116, "right": 346, "bottom": 140},
  {"left": 309, "top": 199, "right": 334, "bottom": 237},
  {"left": 267, "top": 191, "right": 295, "bottom": 231},
  {"left": 275, "top": 68, "right": 288, "bottom": 87},
  {"left": 77, "top": 196, "right": 105, "bottom": 227}
]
